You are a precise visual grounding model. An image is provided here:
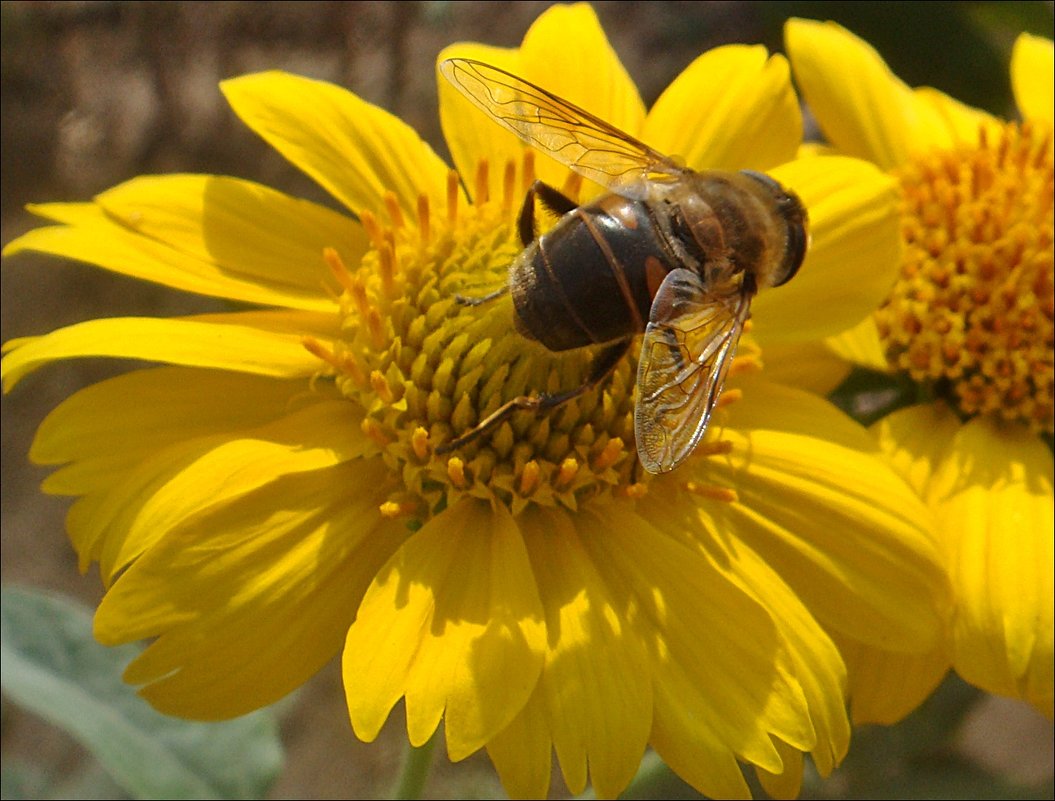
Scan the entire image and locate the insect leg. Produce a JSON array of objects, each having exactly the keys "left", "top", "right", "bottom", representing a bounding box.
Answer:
[
  {"left": 518, "top": 180, "right": 578, "bottom": 245},
  {"left": 457, "top": 181, "right": 579, "bottom": 307},
  {"left": 536, "top": 338, "right": 629, "bottom": 410},
  {"left": 435, "top": 338, "right": 630, "bottom": 455},
  {"left": 454, "top": 285, "right": 510, "bottom": 307}
]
